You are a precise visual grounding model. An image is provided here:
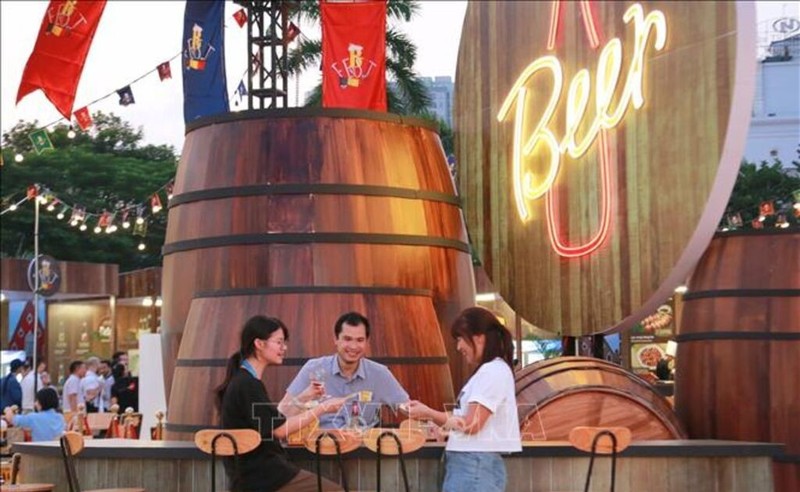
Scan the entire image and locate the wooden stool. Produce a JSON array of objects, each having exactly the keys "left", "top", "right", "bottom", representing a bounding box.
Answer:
[
  {"left": 568, "top": 426, "right": 632, "bottom": 492},
  {"left": 195, "top": 429, "right": 260, "bottom": 492},
  {"left": 363, "top": 428, "right": 426, "bottom": 492},
  {"left": 60, "top": 431, "right": 146, "bottom": 492},
  {"left": 303, "top": 429, "right": 361, "bottom": 492}
]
